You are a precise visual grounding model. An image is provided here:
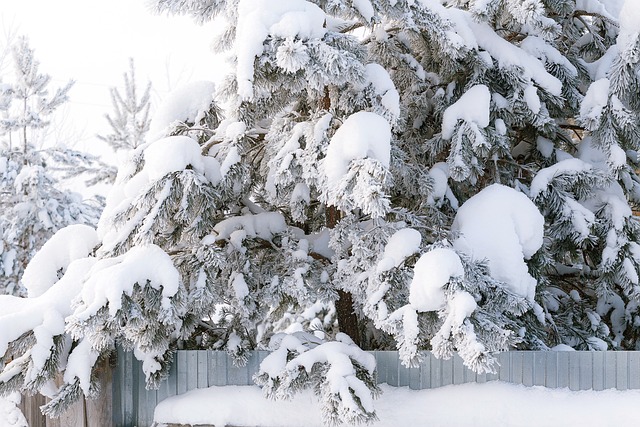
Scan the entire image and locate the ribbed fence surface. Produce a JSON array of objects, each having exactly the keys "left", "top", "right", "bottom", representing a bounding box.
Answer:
[{"left": 113, "top": 349, "right": 640, "bottom": 427}]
